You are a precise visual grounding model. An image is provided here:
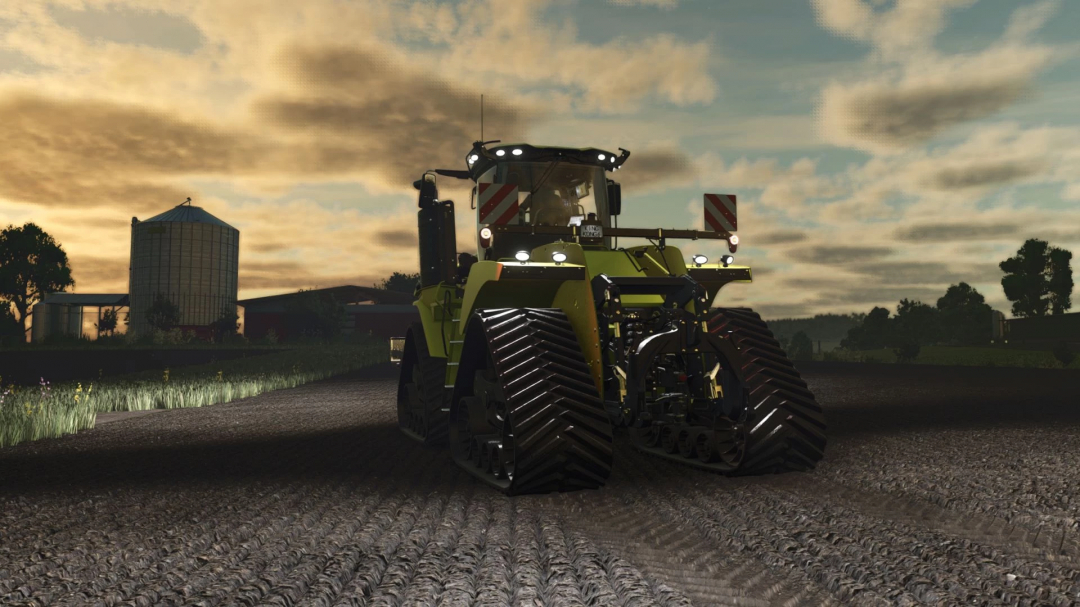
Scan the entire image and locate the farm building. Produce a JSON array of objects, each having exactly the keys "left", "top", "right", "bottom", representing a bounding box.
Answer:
[
  {"left": 239, "top": 285, "right": 417, "bottom": 341},
  {"left": 30, "top": 293, "right": 129, "bottom": 343},
  {"left": 1000, "top": 311, "right": 1080, "bottom": 348}
]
